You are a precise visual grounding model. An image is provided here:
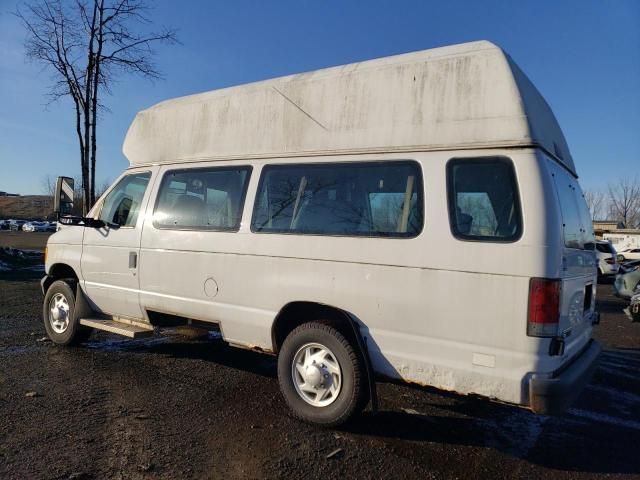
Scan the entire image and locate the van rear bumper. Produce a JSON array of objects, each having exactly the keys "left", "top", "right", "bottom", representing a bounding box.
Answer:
[{"left": 529, "top": 340, "right": 601, "bottom": 415}]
